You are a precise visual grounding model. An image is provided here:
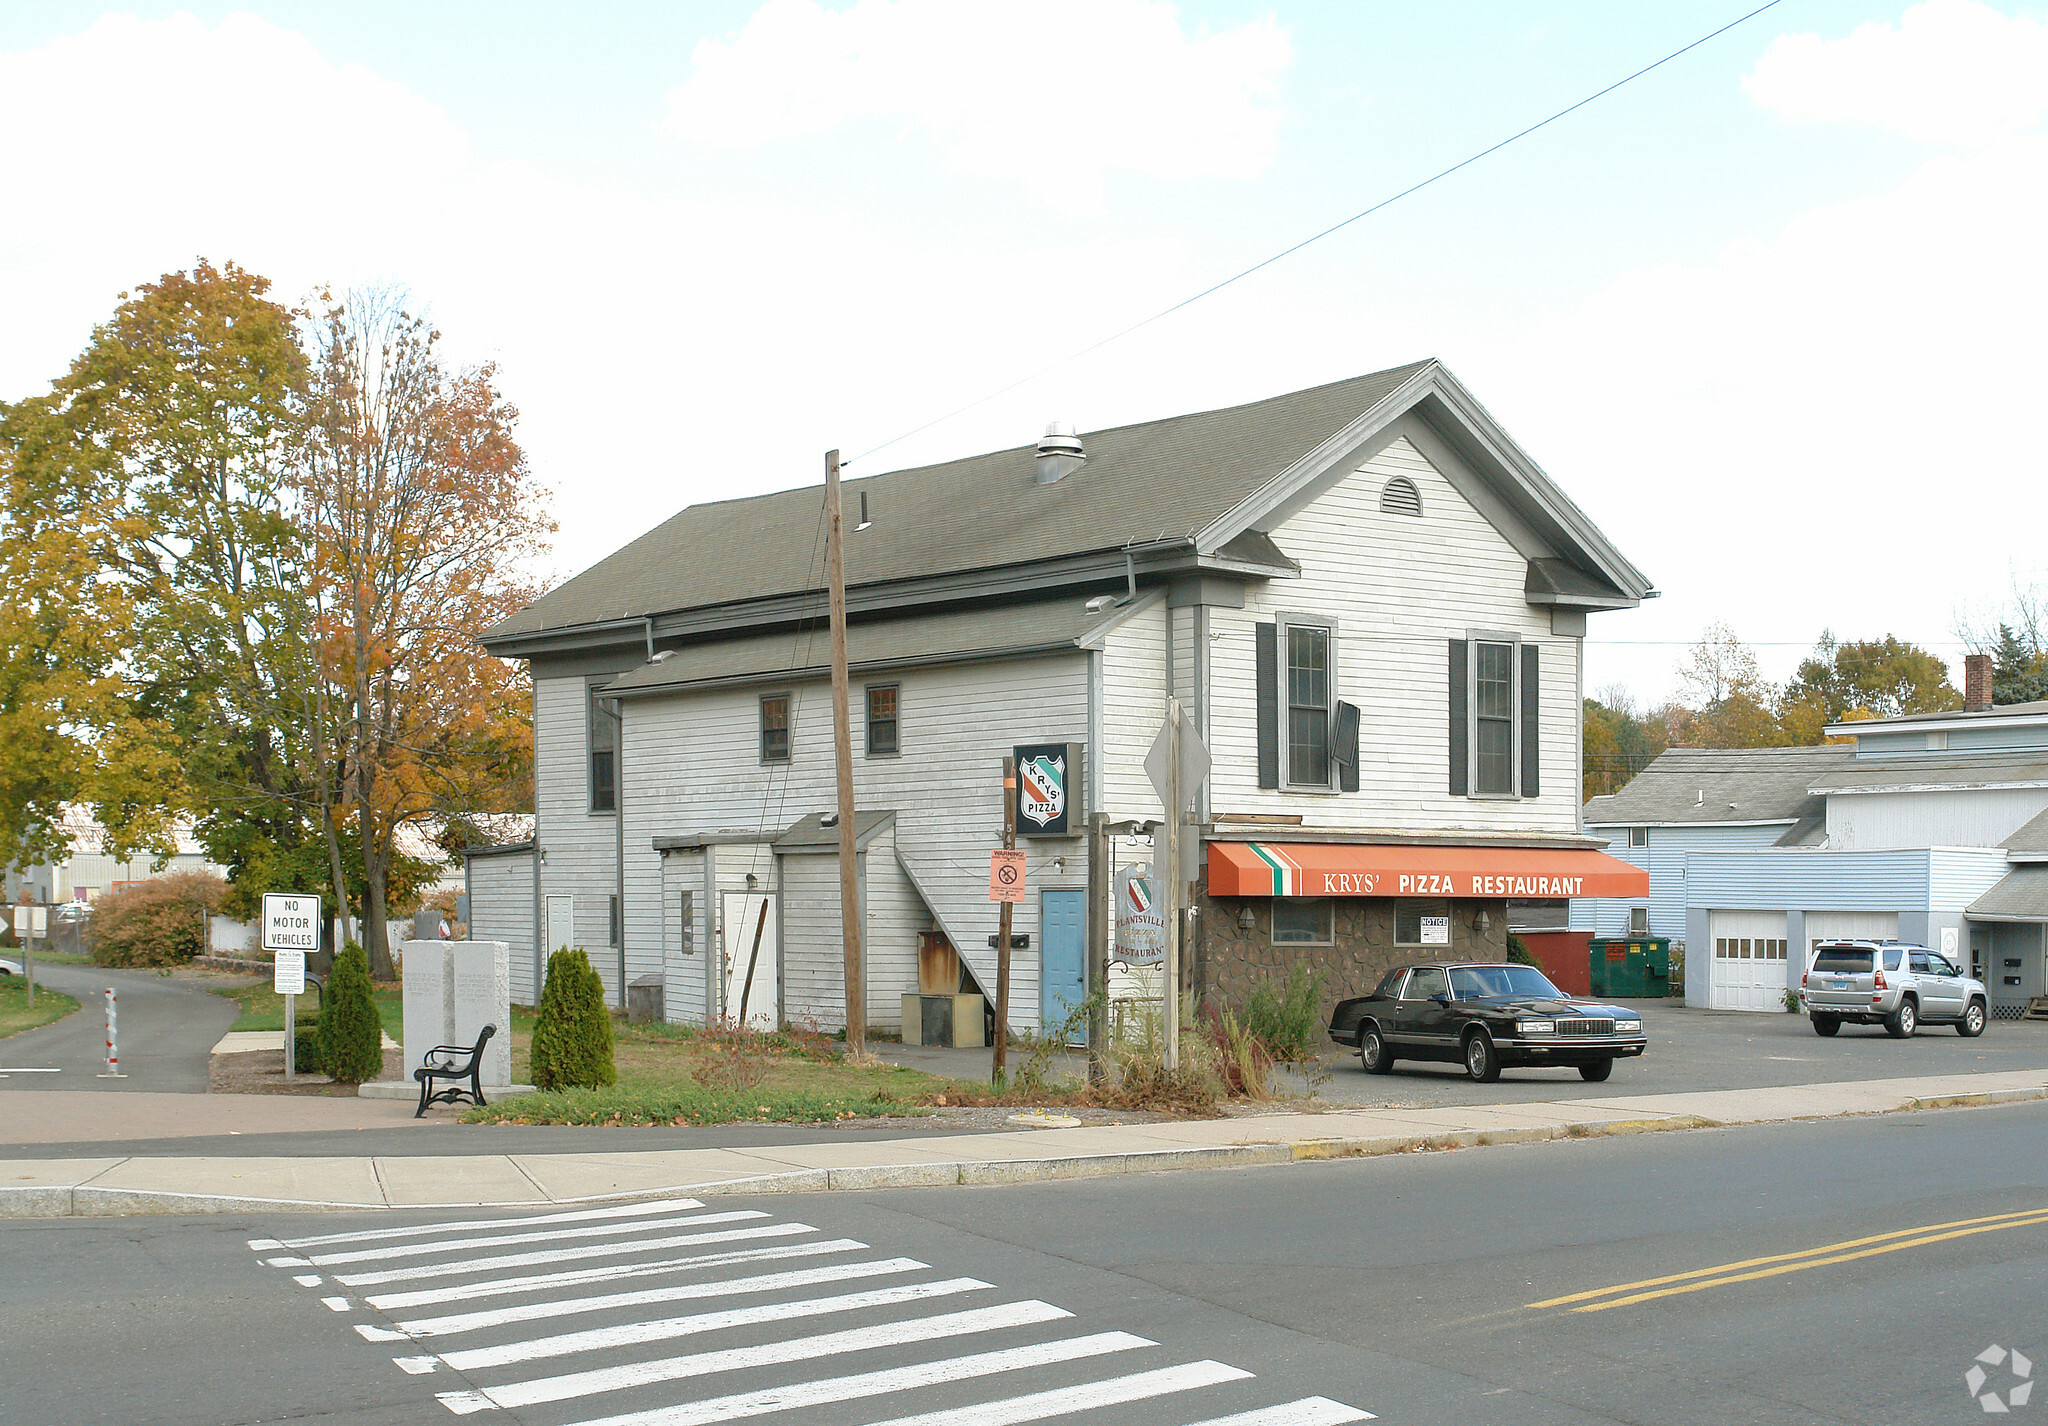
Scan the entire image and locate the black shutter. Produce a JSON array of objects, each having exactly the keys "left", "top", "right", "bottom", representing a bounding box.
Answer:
[
  {"left": 1520, "top": 643, "right": 1541, "bottom": 798},
  {"left": 1333, "top": 700, "right": 1360, "bottom": 793},
  {"left": 1255, "top": 622, "right": 1279, "bottom": 789},
  {"left": 1447, "top": 640, "right": 1468, "bottom": 796}
]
